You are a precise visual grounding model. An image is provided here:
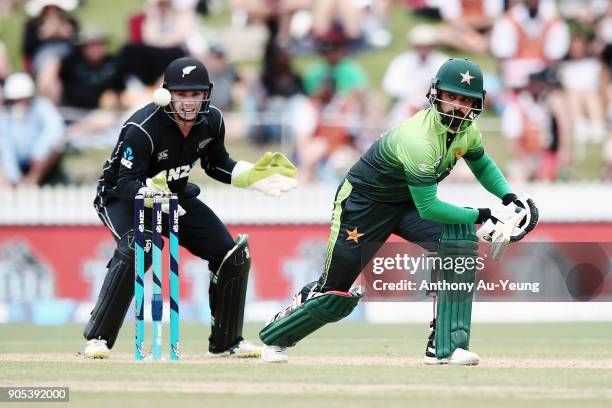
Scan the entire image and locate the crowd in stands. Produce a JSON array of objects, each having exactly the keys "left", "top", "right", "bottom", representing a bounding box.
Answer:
[{"left": 0, "top": 0, "right": 611, "bottom": 187}]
